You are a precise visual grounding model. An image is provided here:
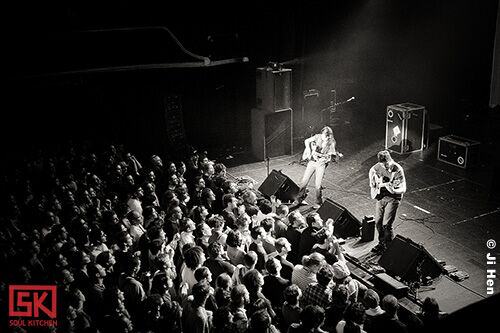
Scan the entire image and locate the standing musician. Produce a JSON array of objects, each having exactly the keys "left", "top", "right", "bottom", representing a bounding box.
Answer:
[
  {"left": 297, "top": 126, "right": 342, "bottom": 209},
  {"left": 369, "top": 150, "right": 406, "bottom": 254}
]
